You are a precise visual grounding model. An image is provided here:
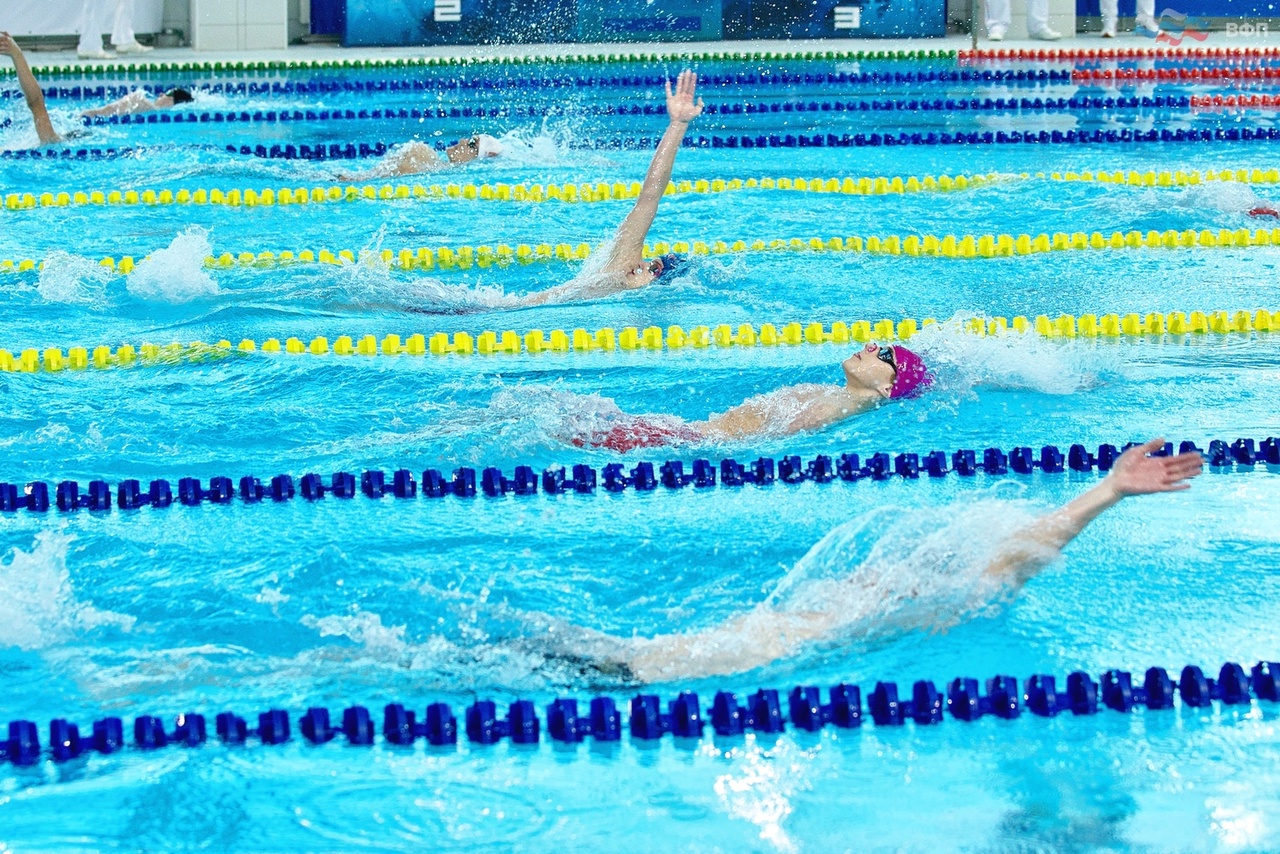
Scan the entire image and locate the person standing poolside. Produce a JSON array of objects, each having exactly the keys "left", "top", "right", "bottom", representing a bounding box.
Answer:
[
  {"left": 572, "top": 341, "right": 930, "bottom": 452},
  {"left": 985, "top": 0, "right": 1061, "bottom": 40},
  {"left": 516, "top": 69, "right": 705, "bottom": 307},
  {"left": 1100, "top": 0, "right": 1160, "bottom": 38},
  {"left": 78, "top": 0, "right": 154, "bottom": 59},
  {"left": 336, "top": 133, "right": 505, "bottom": 181},
  {"left": 556, "top": 439, "right": 1203, "bottom": 683}
]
